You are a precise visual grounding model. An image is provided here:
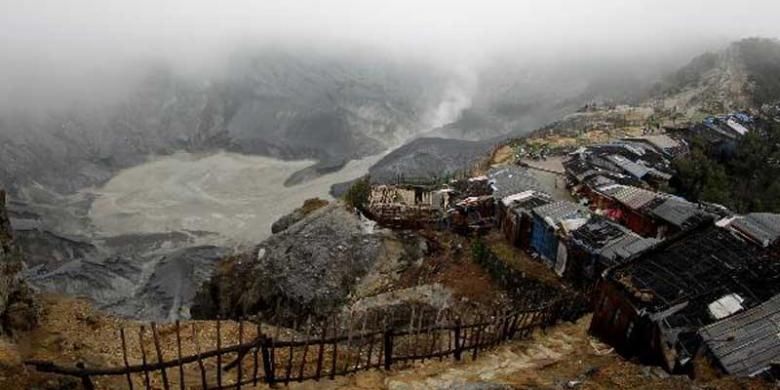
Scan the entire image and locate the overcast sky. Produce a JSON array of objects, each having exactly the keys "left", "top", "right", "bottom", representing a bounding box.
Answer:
[{"left": 2, "top": 0, "right": 780, "bottom": 109}]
